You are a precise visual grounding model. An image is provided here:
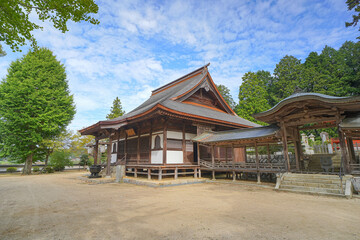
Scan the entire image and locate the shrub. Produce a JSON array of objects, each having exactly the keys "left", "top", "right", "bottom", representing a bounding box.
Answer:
[
  {"left": 33, "top": 166, "right": 40, "bottom": 172},
  {"left": 44, "top": 166, "right": 54, "bottom": 173},
  {"left": 49, "top": 150, "right": 73, "bottom": 171},
  {"left": 79, "top": 154, "right": 89, "bottom": 166},
  {"left": 6, "top": 167, "right": 17, "bottom": 173}
]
